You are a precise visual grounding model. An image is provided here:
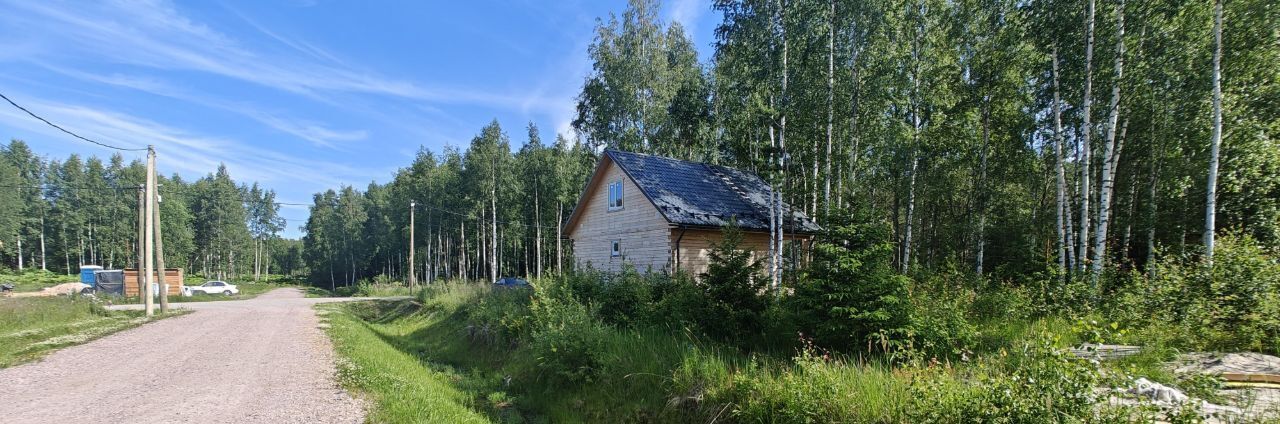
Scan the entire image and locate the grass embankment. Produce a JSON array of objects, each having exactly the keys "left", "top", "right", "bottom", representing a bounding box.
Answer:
[
  {"left": 320, "top": 284, "right": 989, "bottom": 422},
  {"left": 324, "top": 281, "right": 1266, "bottom": 423},
  {"left": 0, "top": 295, "right": 187, "bottom": 367},
  {"left": 318, "top": 300, "right": 490, "bottom": 424}
]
